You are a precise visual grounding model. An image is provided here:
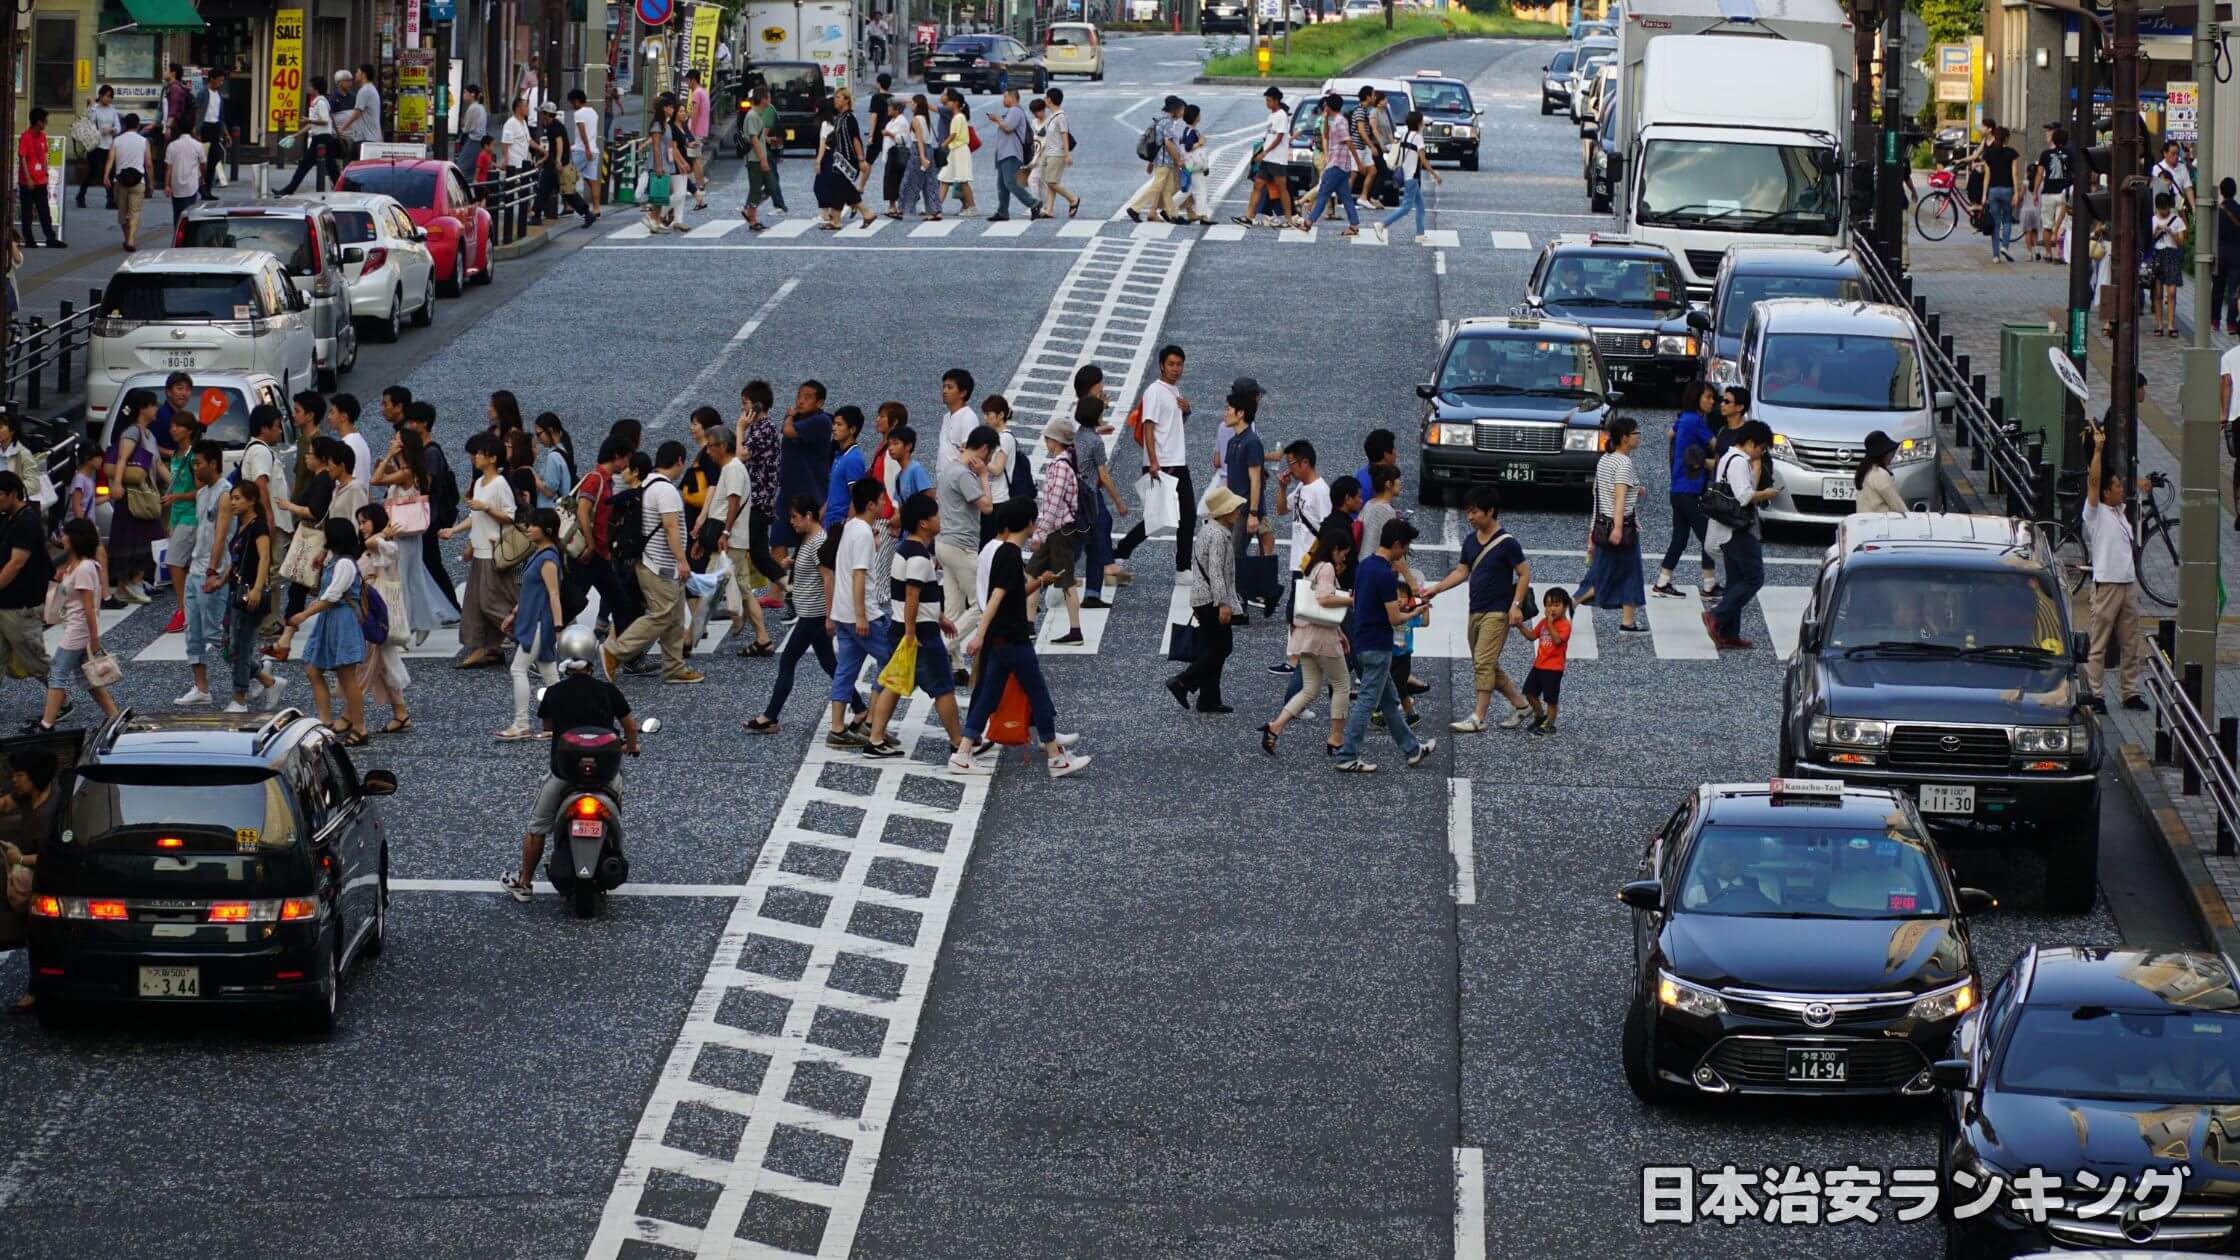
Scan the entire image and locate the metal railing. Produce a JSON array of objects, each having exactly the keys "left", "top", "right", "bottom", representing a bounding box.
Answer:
[
  {"left": 1848, "top": 232, "right": 2054, "bottom": 524},
  {"left": 3, "top": 288, "right": 102, "bottom": 411},
  {"left": 604, "top": 135, "right": 645, "bottom": 206},
  {"left": 2147, "top": 620, "right": 2240, "bottom": 856},
  {"left": 472, "top": 163, "right": 545, "bottom": 246}
]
